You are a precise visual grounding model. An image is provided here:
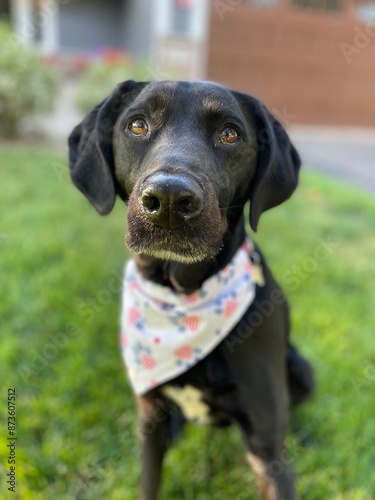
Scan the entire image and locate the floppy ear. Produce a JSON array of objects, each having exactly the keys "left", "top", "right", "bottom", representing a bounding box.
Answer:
[
  {"left": 234, "top": 92, "right": 301, "bottom": 231},
  {"left": 68, "top": 80, "right": 147, "bottom": 215}
]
